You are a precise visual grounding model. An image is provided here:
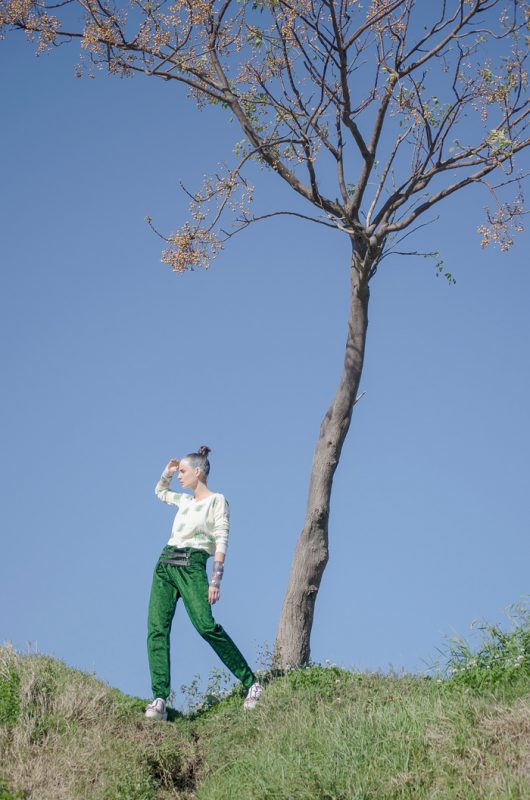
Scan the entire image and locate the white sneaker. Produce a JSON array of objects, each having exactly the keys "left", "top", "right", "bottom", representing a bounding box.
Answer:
[
  {"left": 145, "top": 697, "right": 168, "bottom": 720},
  {"left": 243, "top": 682, "right": 262, "bottom": 710}
]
